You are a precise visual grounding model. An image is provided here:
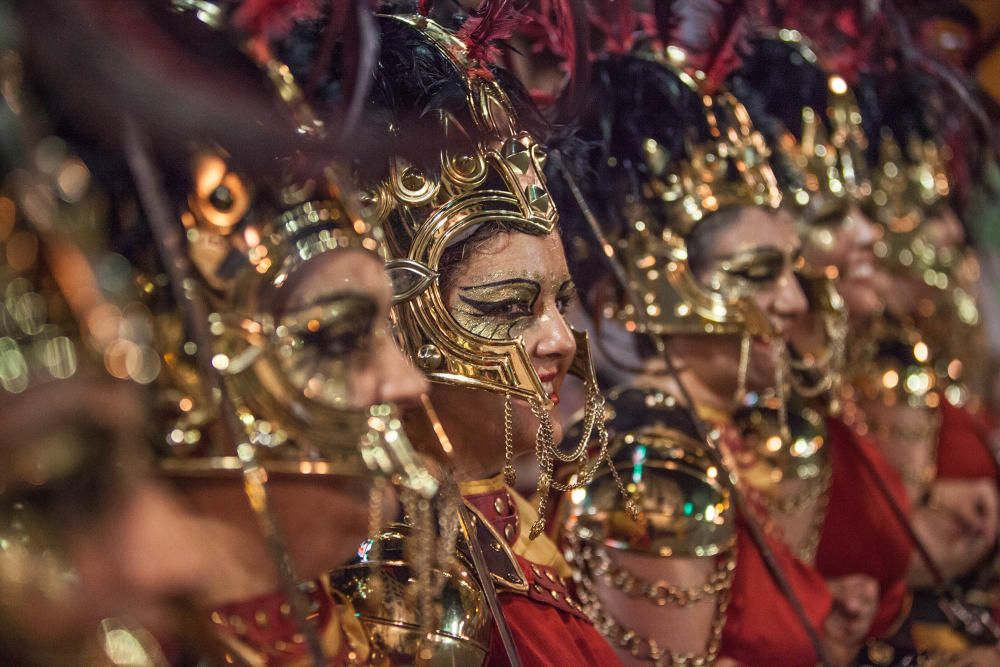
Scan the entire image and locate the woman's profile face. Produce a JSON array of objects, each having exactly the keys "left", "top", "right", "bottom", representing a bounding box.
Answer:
[
  {"left": 688, "top": 206, "right": 808, "bottom": 394},
  {"left": 443, "top": 229, "right": 578, "bottom": 450},
  {"left": 803, "top": 202, "right": 879, "bottom": 319},
  {"left": 279, "top": 248, "right": 428, "bottom": 410}
]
